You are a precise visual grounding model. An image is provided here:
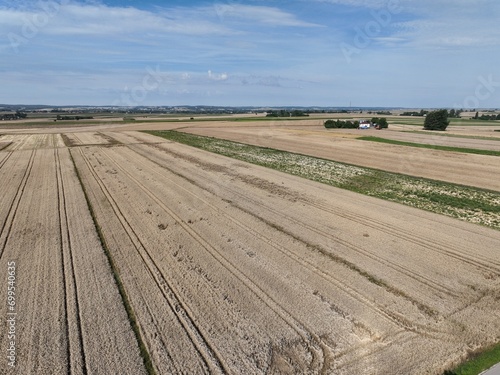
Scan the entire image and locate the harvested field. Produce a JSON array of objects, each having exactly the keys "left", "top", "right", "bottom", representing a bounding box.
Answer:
[
  {"left": 177, "top": 124, "right": 500, "bottom": 191},
  {"left": 0, "top": 134, "right": 146, "bottom": 374},
  {"left": 0, "top": 131, "right": 499, "bottom": 374}
]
